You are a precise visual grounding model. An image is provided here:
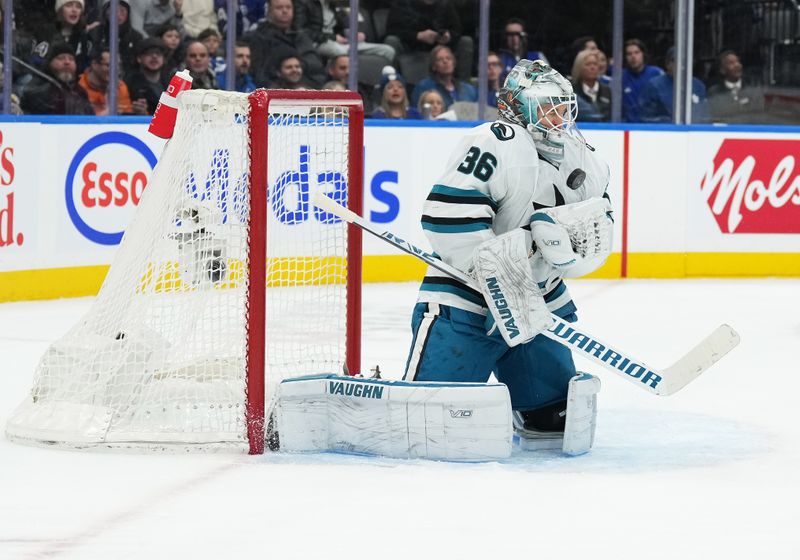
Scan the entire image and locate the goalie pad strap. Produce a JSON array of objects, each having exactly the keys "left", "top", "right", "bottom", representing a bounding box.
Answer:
[
  {"left": 275, "top": 375, "right": 513, "bottom": 462},
  {"left": 473, "top": 229, "right": 552, "bottom": 347}
]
